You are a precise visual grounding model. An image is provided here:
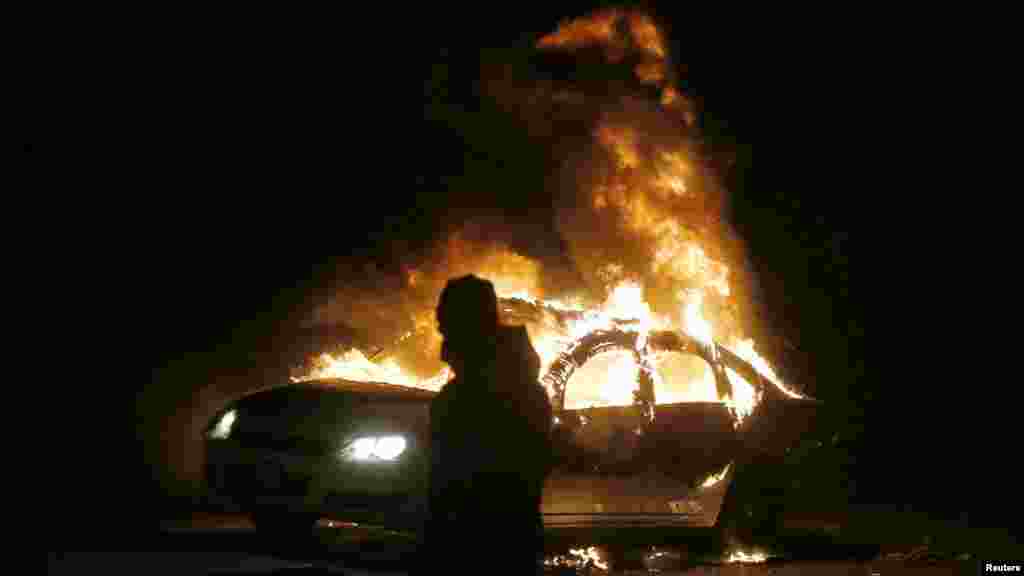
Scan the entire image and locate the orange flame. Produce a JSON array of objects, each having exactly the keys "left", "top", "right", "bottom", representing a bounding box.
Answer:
[
  {"left": 545, "top": 546, "right": 609, "bottom": 571},
  {"left": 661, "top": 85, "right": 680, "bottom": 107},
  {"left": 569, "top": 546, "right": 610, "bottom": 571},
  {"left": 539, "top": 9, "right": 675, "bottom": 110},
  {"left": 297, "top": 8, "right": 797, "bottom": 427},
  {"left": 635, "top": 60, "right": 664, "bottom": 84},
  {"left": 702, "top": 462, "right": 732, "bottom": 488},
  {"left": 627, "top": 12, "right": 666, "bottom": 58},
  {"left": 536, "top": 9, "right": 622, "bottom": 51},
  {"left": 726, "top": 550, "right": 768, "bottom": 563},
  {"left": 595, "top": 125, "right": 640, "bottom": 169},
  {"left": 297, "top": 269, "right": 790, "bottom": 423}
]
